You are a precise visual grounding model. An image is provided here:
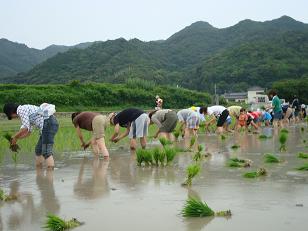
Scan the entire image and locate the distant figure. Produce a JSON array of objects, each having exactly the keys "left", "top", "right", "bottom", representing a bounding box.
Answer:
[
  {"left": 268, "top": 90, "right": 283, "bottom": 128},
  {"left": 301, "top": 104, "right": 307, "bottom": 119},
  {"left": 237, "top": 108, "right": 248, "bottom": 131},
  {"left": 282, "top": 103, "right": 293, "bottom": 124},
  {"left": 71, "top": 112, "right": 110, "bottom": 158},
  {"left": 155, "top": 95, "right": 163, "bottom": 110},
  {"left": 3, "top": 103, "right": 58, "bottom": 169},
  {"left": 260, "top": 110, "right": 272, "bottom": 127},
  {"left": 291, "top": 95, "right": 300, "bottom": 123},
  {"left": 109, "top": 108, "right": 149, "bottom": 150}
]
